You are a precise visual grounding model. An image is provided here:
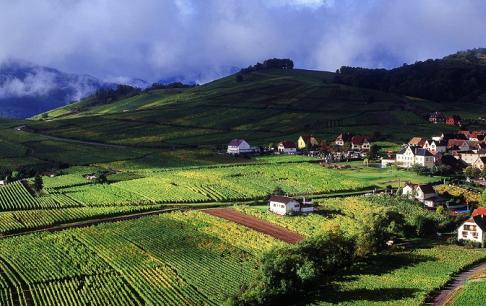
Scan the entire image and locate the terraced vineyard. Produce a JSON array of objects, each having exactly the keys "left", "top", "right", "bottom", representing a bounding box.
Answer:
[{"left": 0, "top": 181, "right": 40, "bottom": 210}]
